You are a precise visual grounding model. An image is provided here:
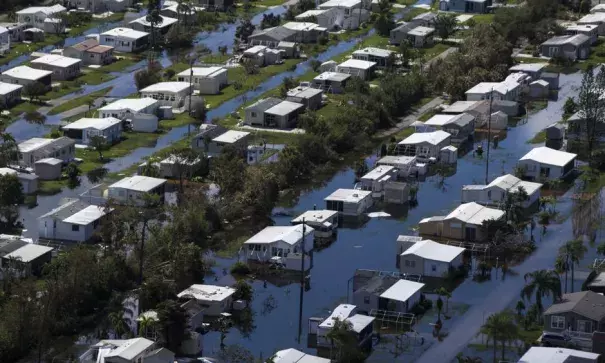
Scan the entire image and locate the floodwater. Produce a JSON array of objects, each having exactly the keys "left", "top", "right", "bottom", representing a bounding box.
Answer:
[{"left": 200, "top": 72, "right": 597, "bottom": 362}]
